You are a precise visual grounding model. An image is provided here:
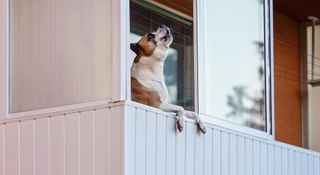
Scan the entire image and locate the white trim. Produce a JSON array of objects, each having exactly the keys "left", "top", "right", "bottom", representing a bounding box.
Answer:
[
  {"left": 193, "top": 0, "right": 199, "bottom": 113},
  {"left": 269, "top": 0, "right": 276, "bottom": 139},
  {"left": 264, "top": 0, "right": 275, "bottom": 138},
  {"left": 126, "top": 0, "right": 131, "bottom": 101},
  {"left": 200, "top": 113, "right": 273, "bottom": 140},
  {"left": 0, "top": 99, "right": 114, "bottom": 124},
  {"left": 0, "top": 0, "right": 9, "bottom": 119},
  {"left": 197, "top": 0, "right": 206, "bottom": 114},
  {"left": 112, "top": 0, "right": 128, "bottom": 102},
  {"left": 264, "top": 0, "right": 270, "bottom": 136}
]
